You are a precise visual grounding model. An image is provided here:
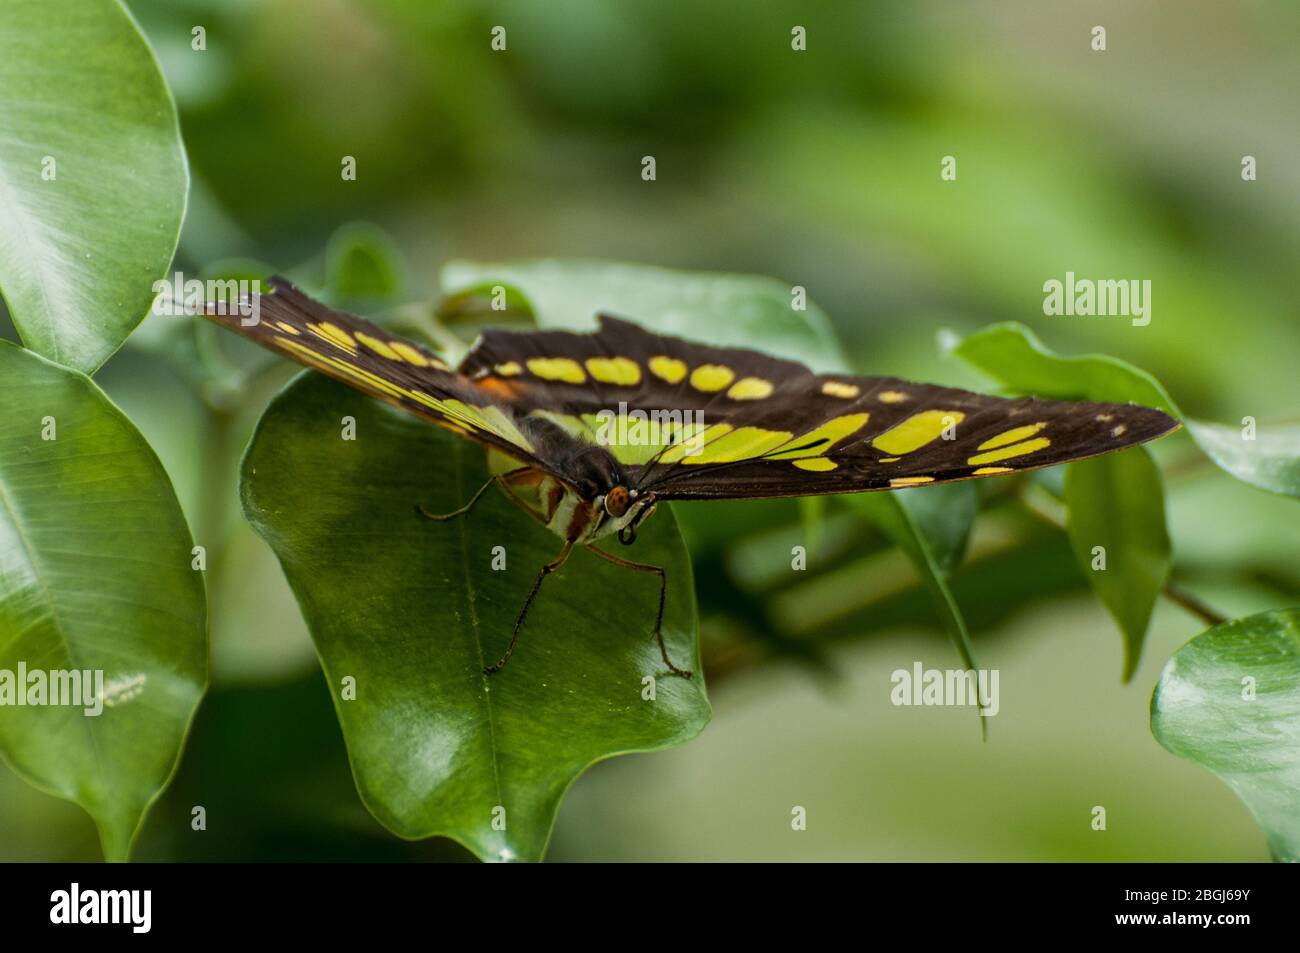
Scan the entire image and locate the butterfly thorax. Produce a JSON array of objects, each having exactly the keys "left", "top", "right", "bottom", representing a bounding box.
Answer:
[{"left": 488, "top": 442, "right": 654, "bottom": 544}]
